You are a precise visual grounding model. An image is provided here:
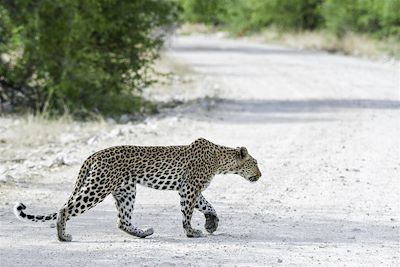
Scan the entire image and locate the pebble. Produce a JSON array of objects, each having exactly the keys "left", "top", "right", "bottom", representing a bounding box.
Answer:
[
  {"left": 119, "top": 114, "right": 130, "bottom": 124},
  {"left": 109, "top": 128, "right": 124, "bottom": 138},
  {"left": 87, "top": 136, "right": 99, "bottom": 145},
  {"left": 49, "top": 153, "right": 72, "bottom": 167}
]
